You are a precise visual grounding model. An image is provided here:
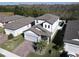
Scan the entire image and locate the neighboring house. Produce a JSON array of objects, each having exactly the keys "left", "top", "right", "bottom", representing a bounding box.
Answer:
[
  {"left": 64, "top": 20, "right": 79, "bottom": 57},
  {"left": 4, "top": 17, "right": 35, "bottom": 37},
  {"left": 24, "top": 25, "right": 52, "bottom": 43},
  {"left": 0, "top": 15, "right": 25, "bottom": 27},
  {"left": 24, "top": 14, "right": 65, "bottom": 42}
]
